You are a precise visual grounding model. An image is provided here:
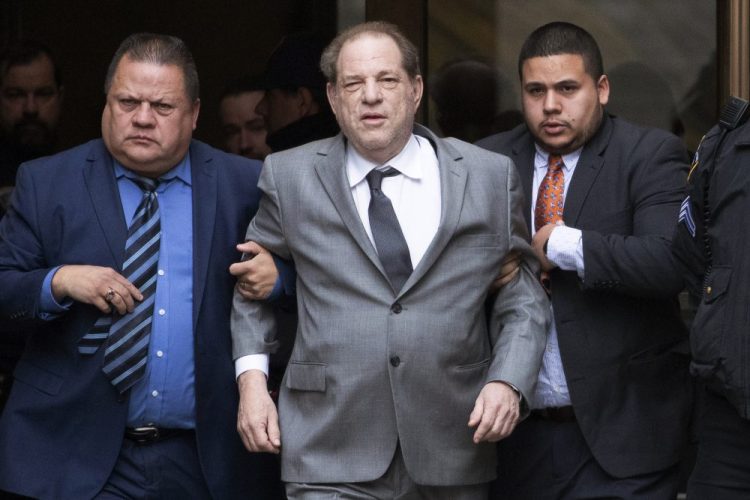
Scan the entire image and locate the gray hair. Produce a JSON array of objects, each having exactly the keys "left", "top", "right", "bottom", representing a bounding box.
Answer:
[{"left": 320, "top": 21, "right": 420, "bottom": 84}]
